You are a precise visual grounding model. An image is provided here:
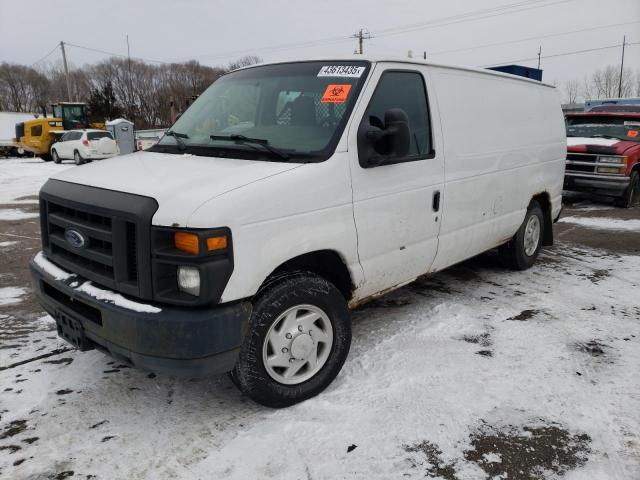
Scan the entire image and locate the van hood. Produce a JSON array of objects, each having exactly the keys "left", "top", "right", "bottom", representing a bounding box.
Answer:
[
  {"left": 566, "top": 137, "right": 640, "bottom": 155},
  {"left": 50, "top": 151, "right": 302, "bottom": 226}
]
